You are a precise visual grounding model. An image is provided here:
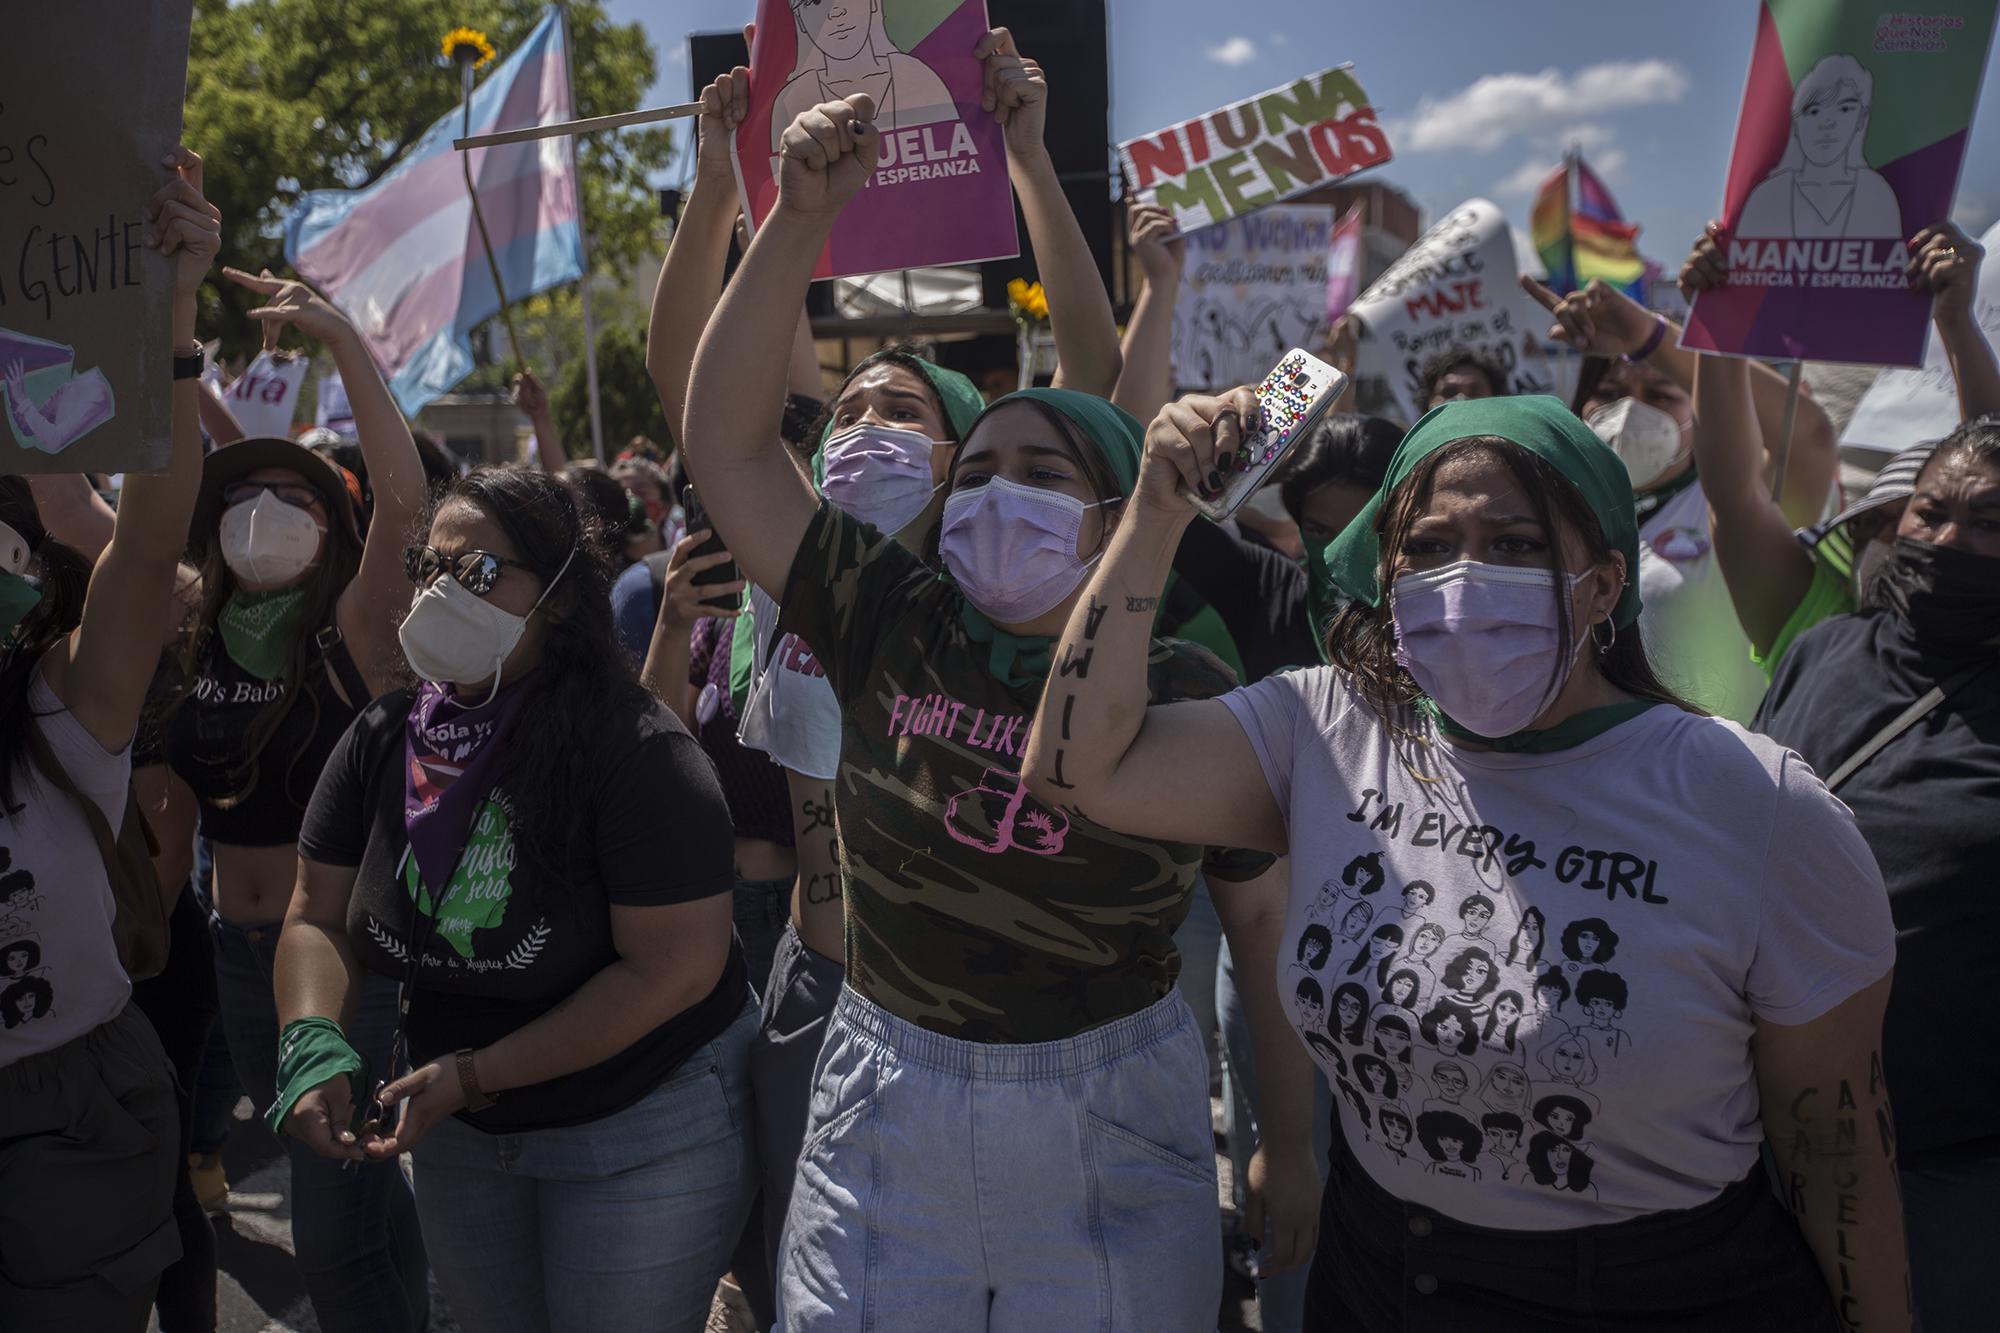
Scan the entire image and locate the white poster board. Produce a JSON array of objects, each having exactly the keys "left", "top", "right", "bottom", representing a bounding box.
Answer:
[
  {"left": 1173, "top": 204, "right": 1335, "bottom": 391},
  {"left": 223, "top": 350, "right": 308, "bottom": 440}
]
